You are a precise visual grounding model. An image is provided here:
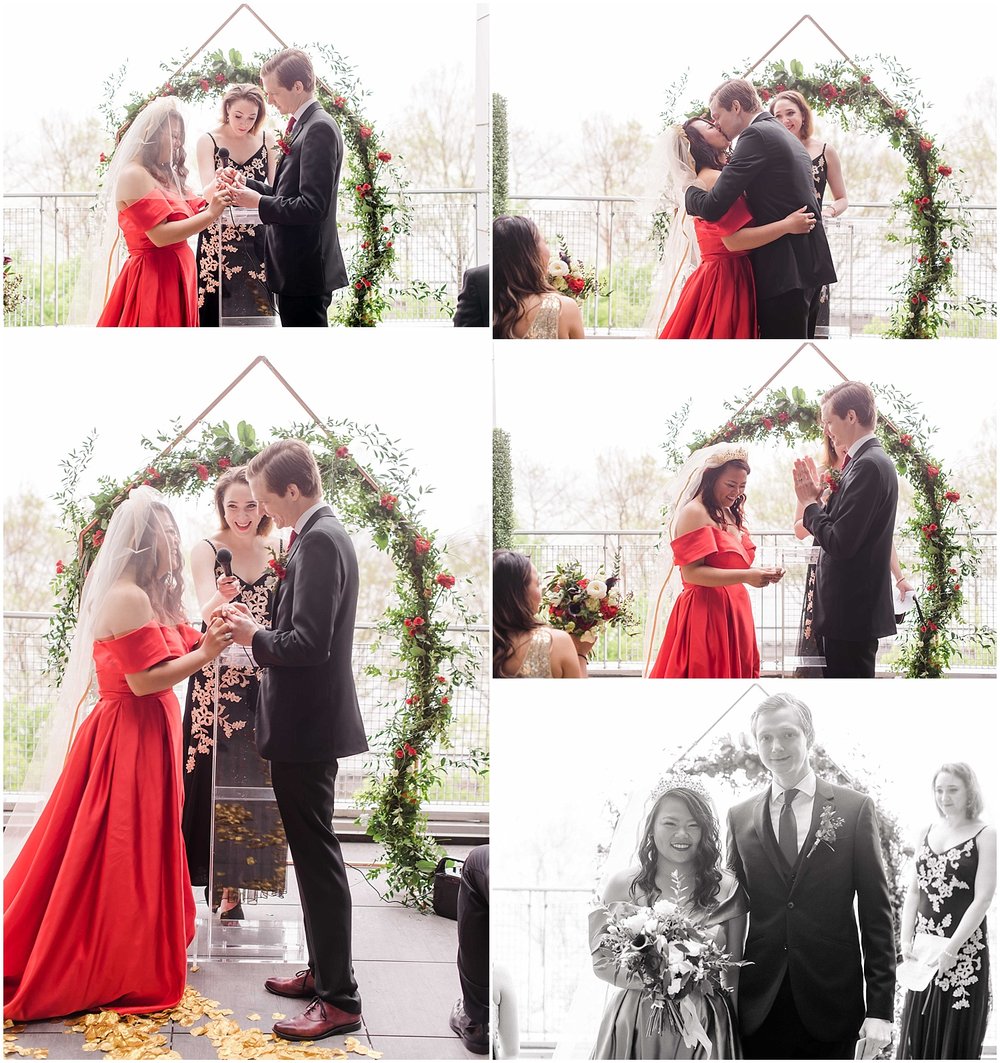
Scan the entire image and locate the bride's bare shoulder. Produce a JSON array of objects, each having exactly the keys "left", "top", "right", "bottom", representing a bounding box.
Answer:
[
  {"left": 94, "top": 582, "right": 154, "bottom": 638},
  {"left": 602, "top": 866, "right": 640, "bottom": 904},
  {"left": 675, "top": 499, "right": 712, "bottom": 536}
]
